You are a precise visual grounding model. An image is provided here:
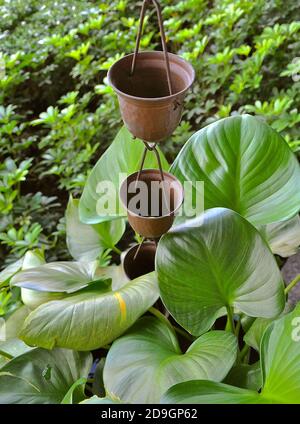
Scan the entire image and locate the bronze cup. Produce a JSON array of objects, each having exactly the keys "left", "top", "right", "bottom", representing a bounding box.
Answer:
[
  {"left": 107, "top": 51, "right": 195, "bottom": 143},
  {"left": 123, "top": 242, "right": 156, "bottom": 280},
  {"left": 119, "top": 169, "right": 184, "bottom": 239}
]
